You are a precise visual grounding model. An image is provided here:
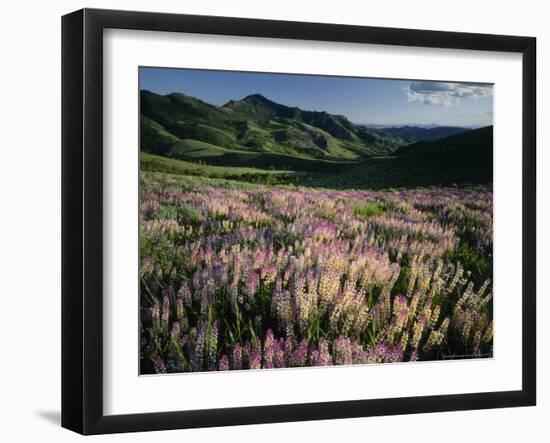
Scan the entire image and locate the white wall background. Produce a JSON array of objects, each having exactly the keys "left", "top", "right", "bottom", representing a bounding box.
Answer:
[{"left": 0, "top": 0, "right": 546, "bottom": 441}]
